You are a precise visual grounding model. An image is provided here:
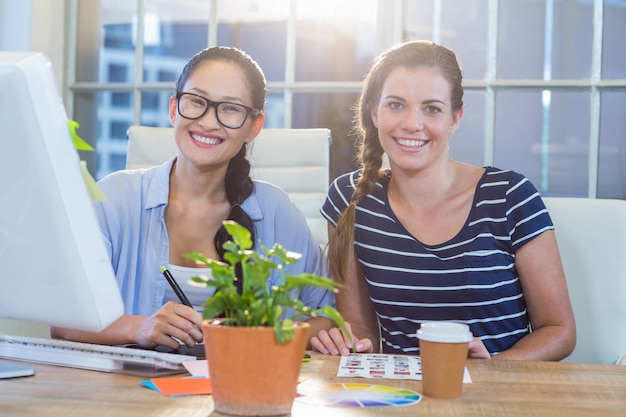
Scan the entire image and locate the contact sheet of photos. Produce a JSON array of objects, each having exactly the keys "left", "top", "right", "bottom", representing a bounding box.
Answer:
[{"left": 337, "top": 354, "right": 423, "bottom": 380}]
